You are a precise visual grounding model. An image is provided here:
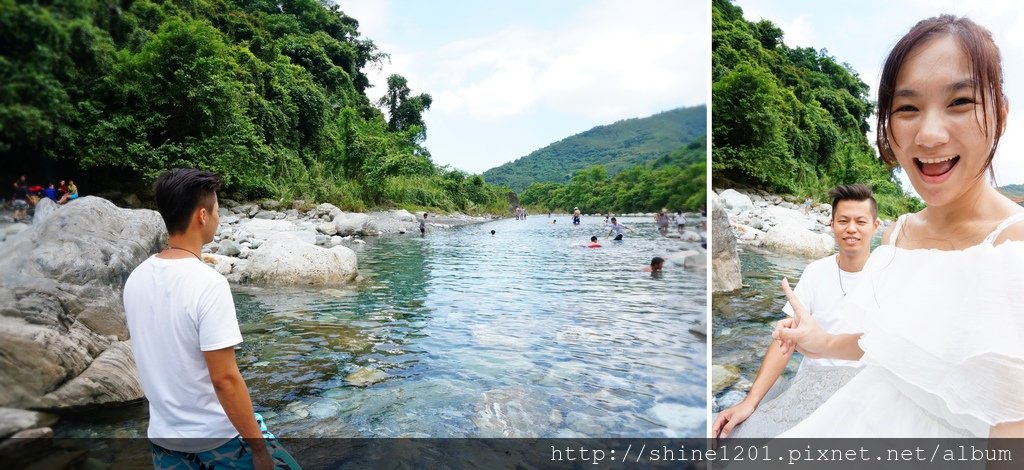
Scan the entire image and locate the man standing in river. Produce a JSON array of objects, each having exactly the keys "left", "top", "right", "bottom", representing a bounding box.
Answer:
[
  {"left": 712, "top": 184, "right": 880, "bottom": 439},
  {"left": 124, "top": 168, "right": 294, "bottom": 468},
  {"left": 606, "top": 217, "right": 634, "bottom": 240}
]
